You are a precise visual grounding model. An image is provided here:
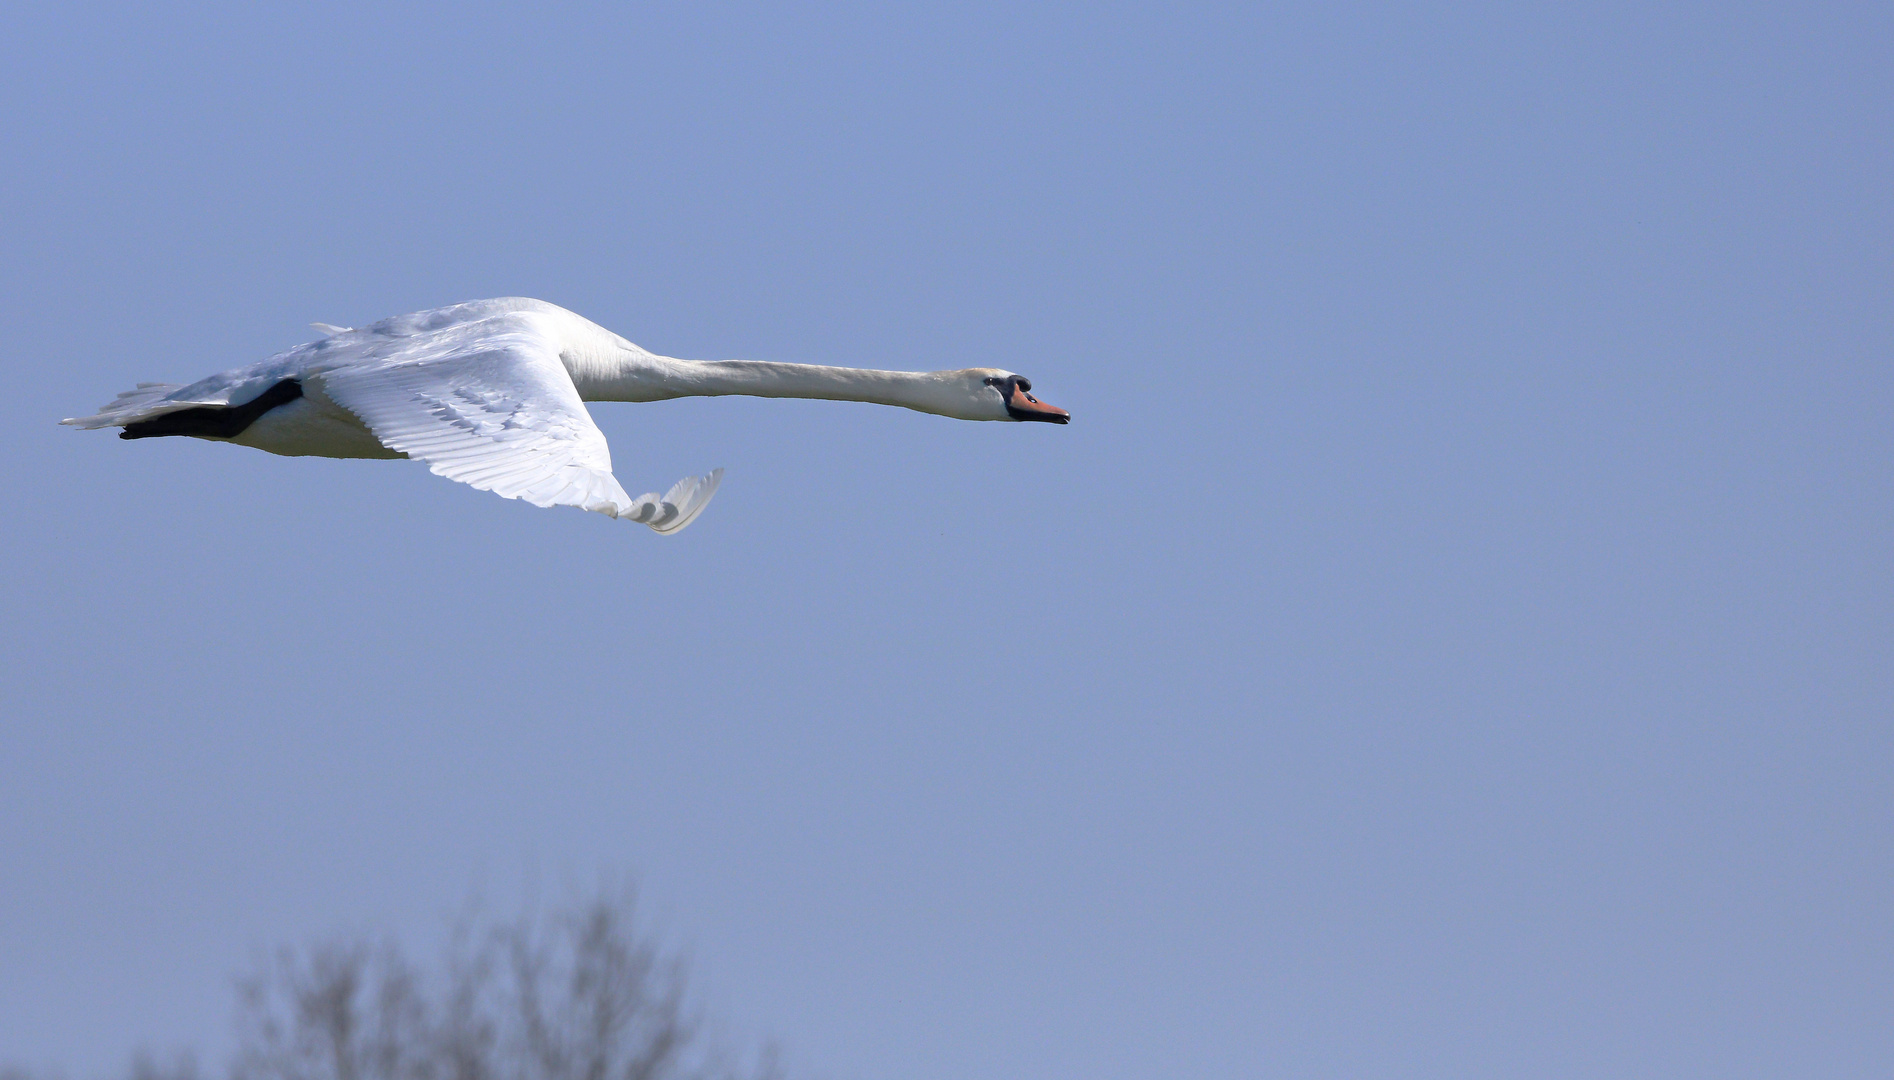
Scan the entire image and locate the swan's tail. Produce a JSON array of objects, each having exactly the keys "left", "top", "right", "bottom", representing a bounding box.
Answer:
[
  {"left": 619, "top": 468, "right": 723, "bottom": 535},
  {"left": 60, "top": 383, "right": 190, "bottom": 429}
]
